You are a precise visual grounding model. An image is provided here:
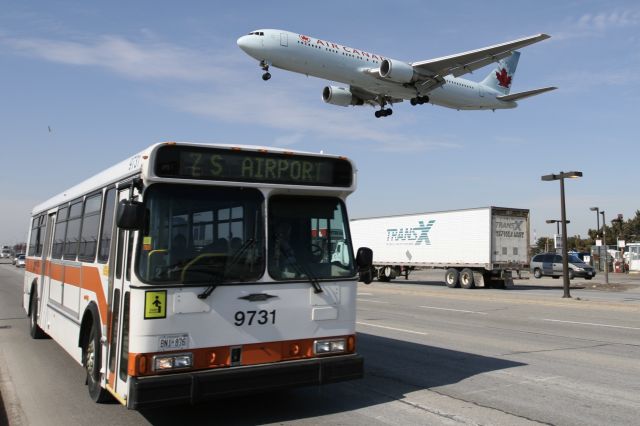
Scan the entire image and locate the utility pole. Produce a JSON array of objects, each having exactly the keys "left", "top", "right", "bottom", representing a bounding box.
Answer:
[{"left": 601, "top": 211, "right": 609, "bottom": 284}]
